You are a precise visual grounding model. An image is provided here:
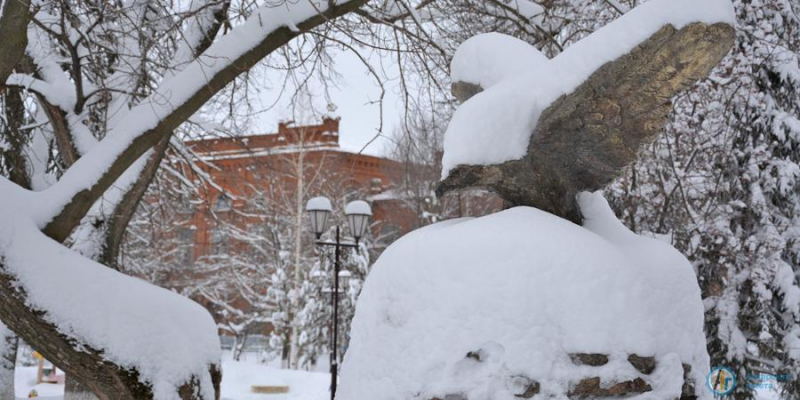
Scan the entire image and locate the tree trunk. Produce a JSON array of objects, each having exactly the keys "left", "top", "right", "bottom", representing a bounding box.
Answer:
[
  {"left": 0, "top": 0, "right": 31, "bottom": 89},
  {"left": 65, "top": 377, "right": 100, "bottom": 400},
  {"left": 438, "top": 22, "right": 735, "bottom": 223},
  {"left": 0, "top": 323, "right": 17, "bottom": 400},
  {"left": 289, "top": 135, "right": 307, "bottom": 369},
  {"left": 232, "top": 333, "right": 248, "bottom": 362},
  {"left": 0, "top": 261, "right": 223, "bottom": 400},
  {"left": 0, "top": 87, "right": 31, "bottom": 188}
]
